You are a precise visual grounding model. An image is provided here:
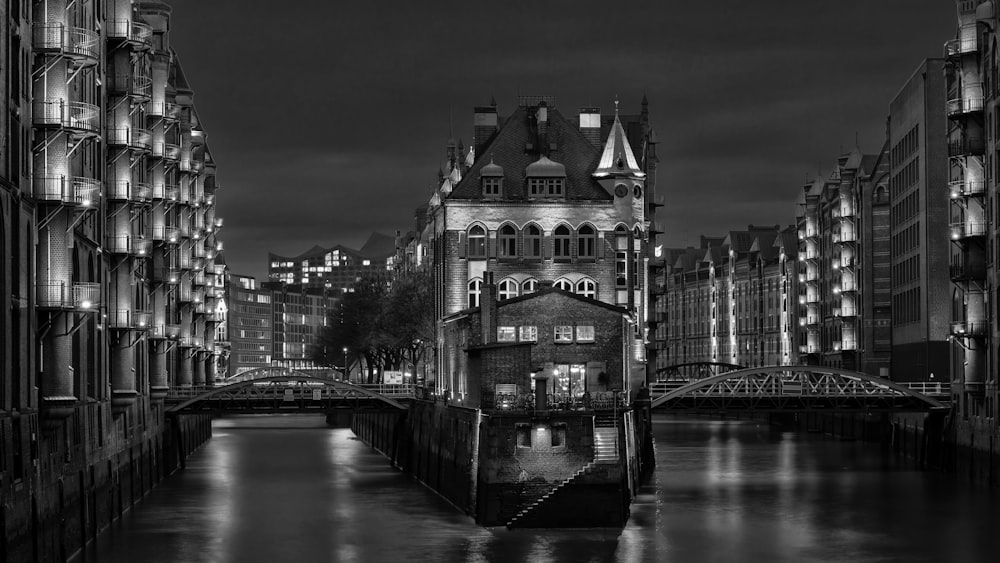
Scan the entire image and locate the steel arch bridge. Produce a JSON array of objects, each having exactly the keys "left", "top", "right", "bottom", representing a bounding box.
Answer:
[
  {"left": 165, "top": 372, "right": 407, "bottom": 414},
  {"left": 649, "top": 365, "right": 948, "bottom": 412},
  {"left": 654, "top": 362, "right": 744, "bottom": 381}
]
